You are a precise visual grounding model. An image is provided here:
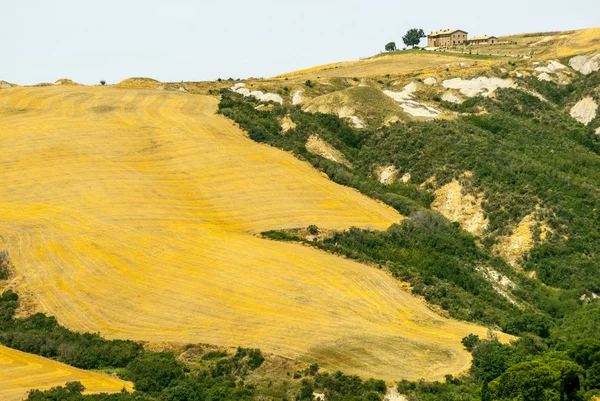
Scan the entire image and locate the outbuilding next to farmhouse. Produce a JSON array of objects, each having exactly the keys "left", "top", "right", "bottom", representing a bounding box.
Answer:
[{"left": 469, "top": 35, "right": 498, "bottom": 45}]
